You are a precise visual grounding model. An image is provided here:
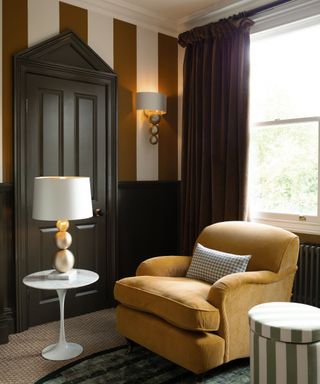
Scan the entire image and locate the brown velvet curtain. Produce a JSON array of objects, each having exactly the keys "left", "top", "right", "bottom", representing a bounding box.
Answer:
[{"left": 179, "top": 17, "right": 254, "bottom": 255}]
